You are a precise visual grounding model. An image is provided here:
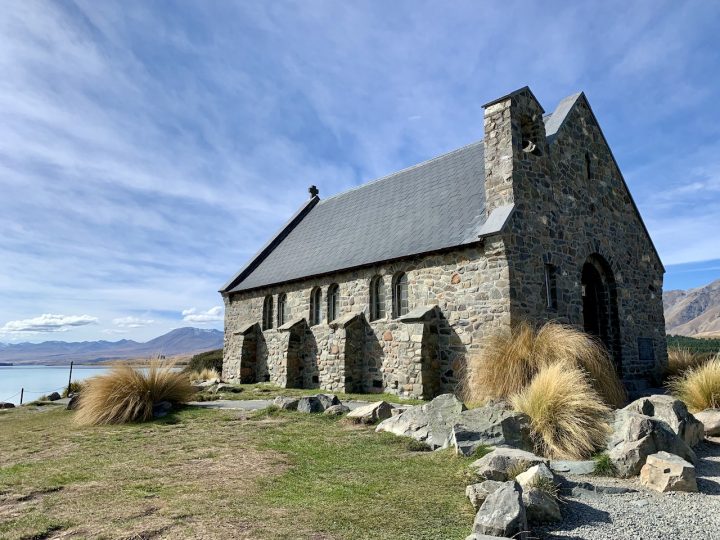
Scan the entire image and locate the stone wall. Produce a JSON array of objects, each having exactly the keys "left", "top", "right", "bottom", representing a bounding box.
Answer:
[
  {"left": 482, "top": 88, "right": 667, "bottom": 382},
  {"left": 223, "top": 241, "right": 512, "bottom": 398}
]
